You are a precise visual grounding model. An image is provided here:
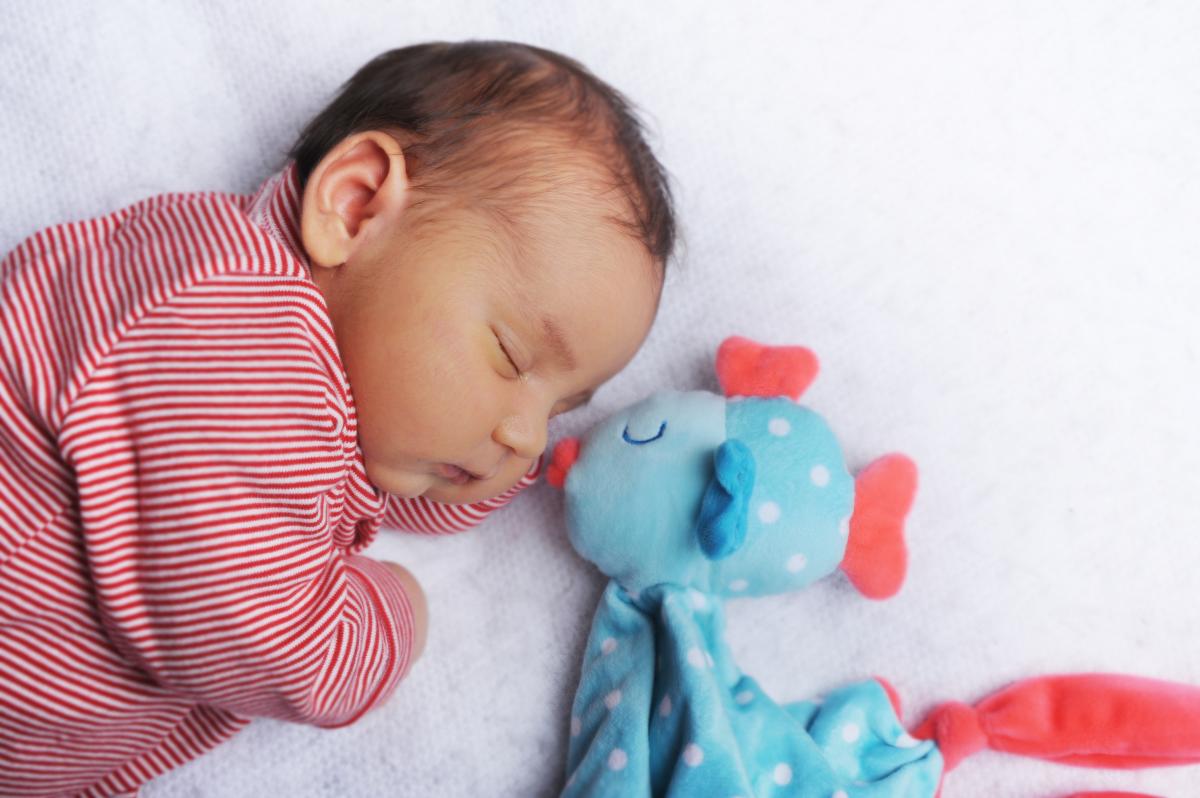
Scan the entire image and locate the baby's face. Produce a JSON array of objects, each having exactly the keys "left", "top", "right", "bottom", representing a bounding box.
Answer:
[{"left": 304, "top": 139, "right": 662, "bottom": 503}]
